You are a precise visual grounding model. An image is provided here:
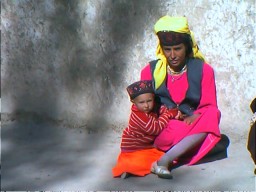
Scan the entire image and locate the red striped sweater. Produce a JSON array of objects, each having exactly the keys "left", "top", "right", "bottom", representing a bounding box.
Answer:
[{"left": 121, "top": 104, "right": 173, "bottom": 152}]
